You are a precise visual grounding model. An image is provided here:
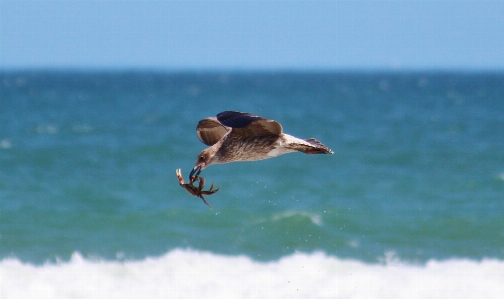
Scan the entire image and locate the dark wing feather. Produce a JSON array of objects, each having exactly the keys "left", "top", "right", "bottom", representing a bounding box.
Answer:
[
  {"left": 217, "top": 111, "right": 265, "bottom": 128},
  {"left": 196, "top": 117, "right": 229, "bottom": 146},
  {"left": 216, "top": 111, "right": 283, "bottom": 137}
]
